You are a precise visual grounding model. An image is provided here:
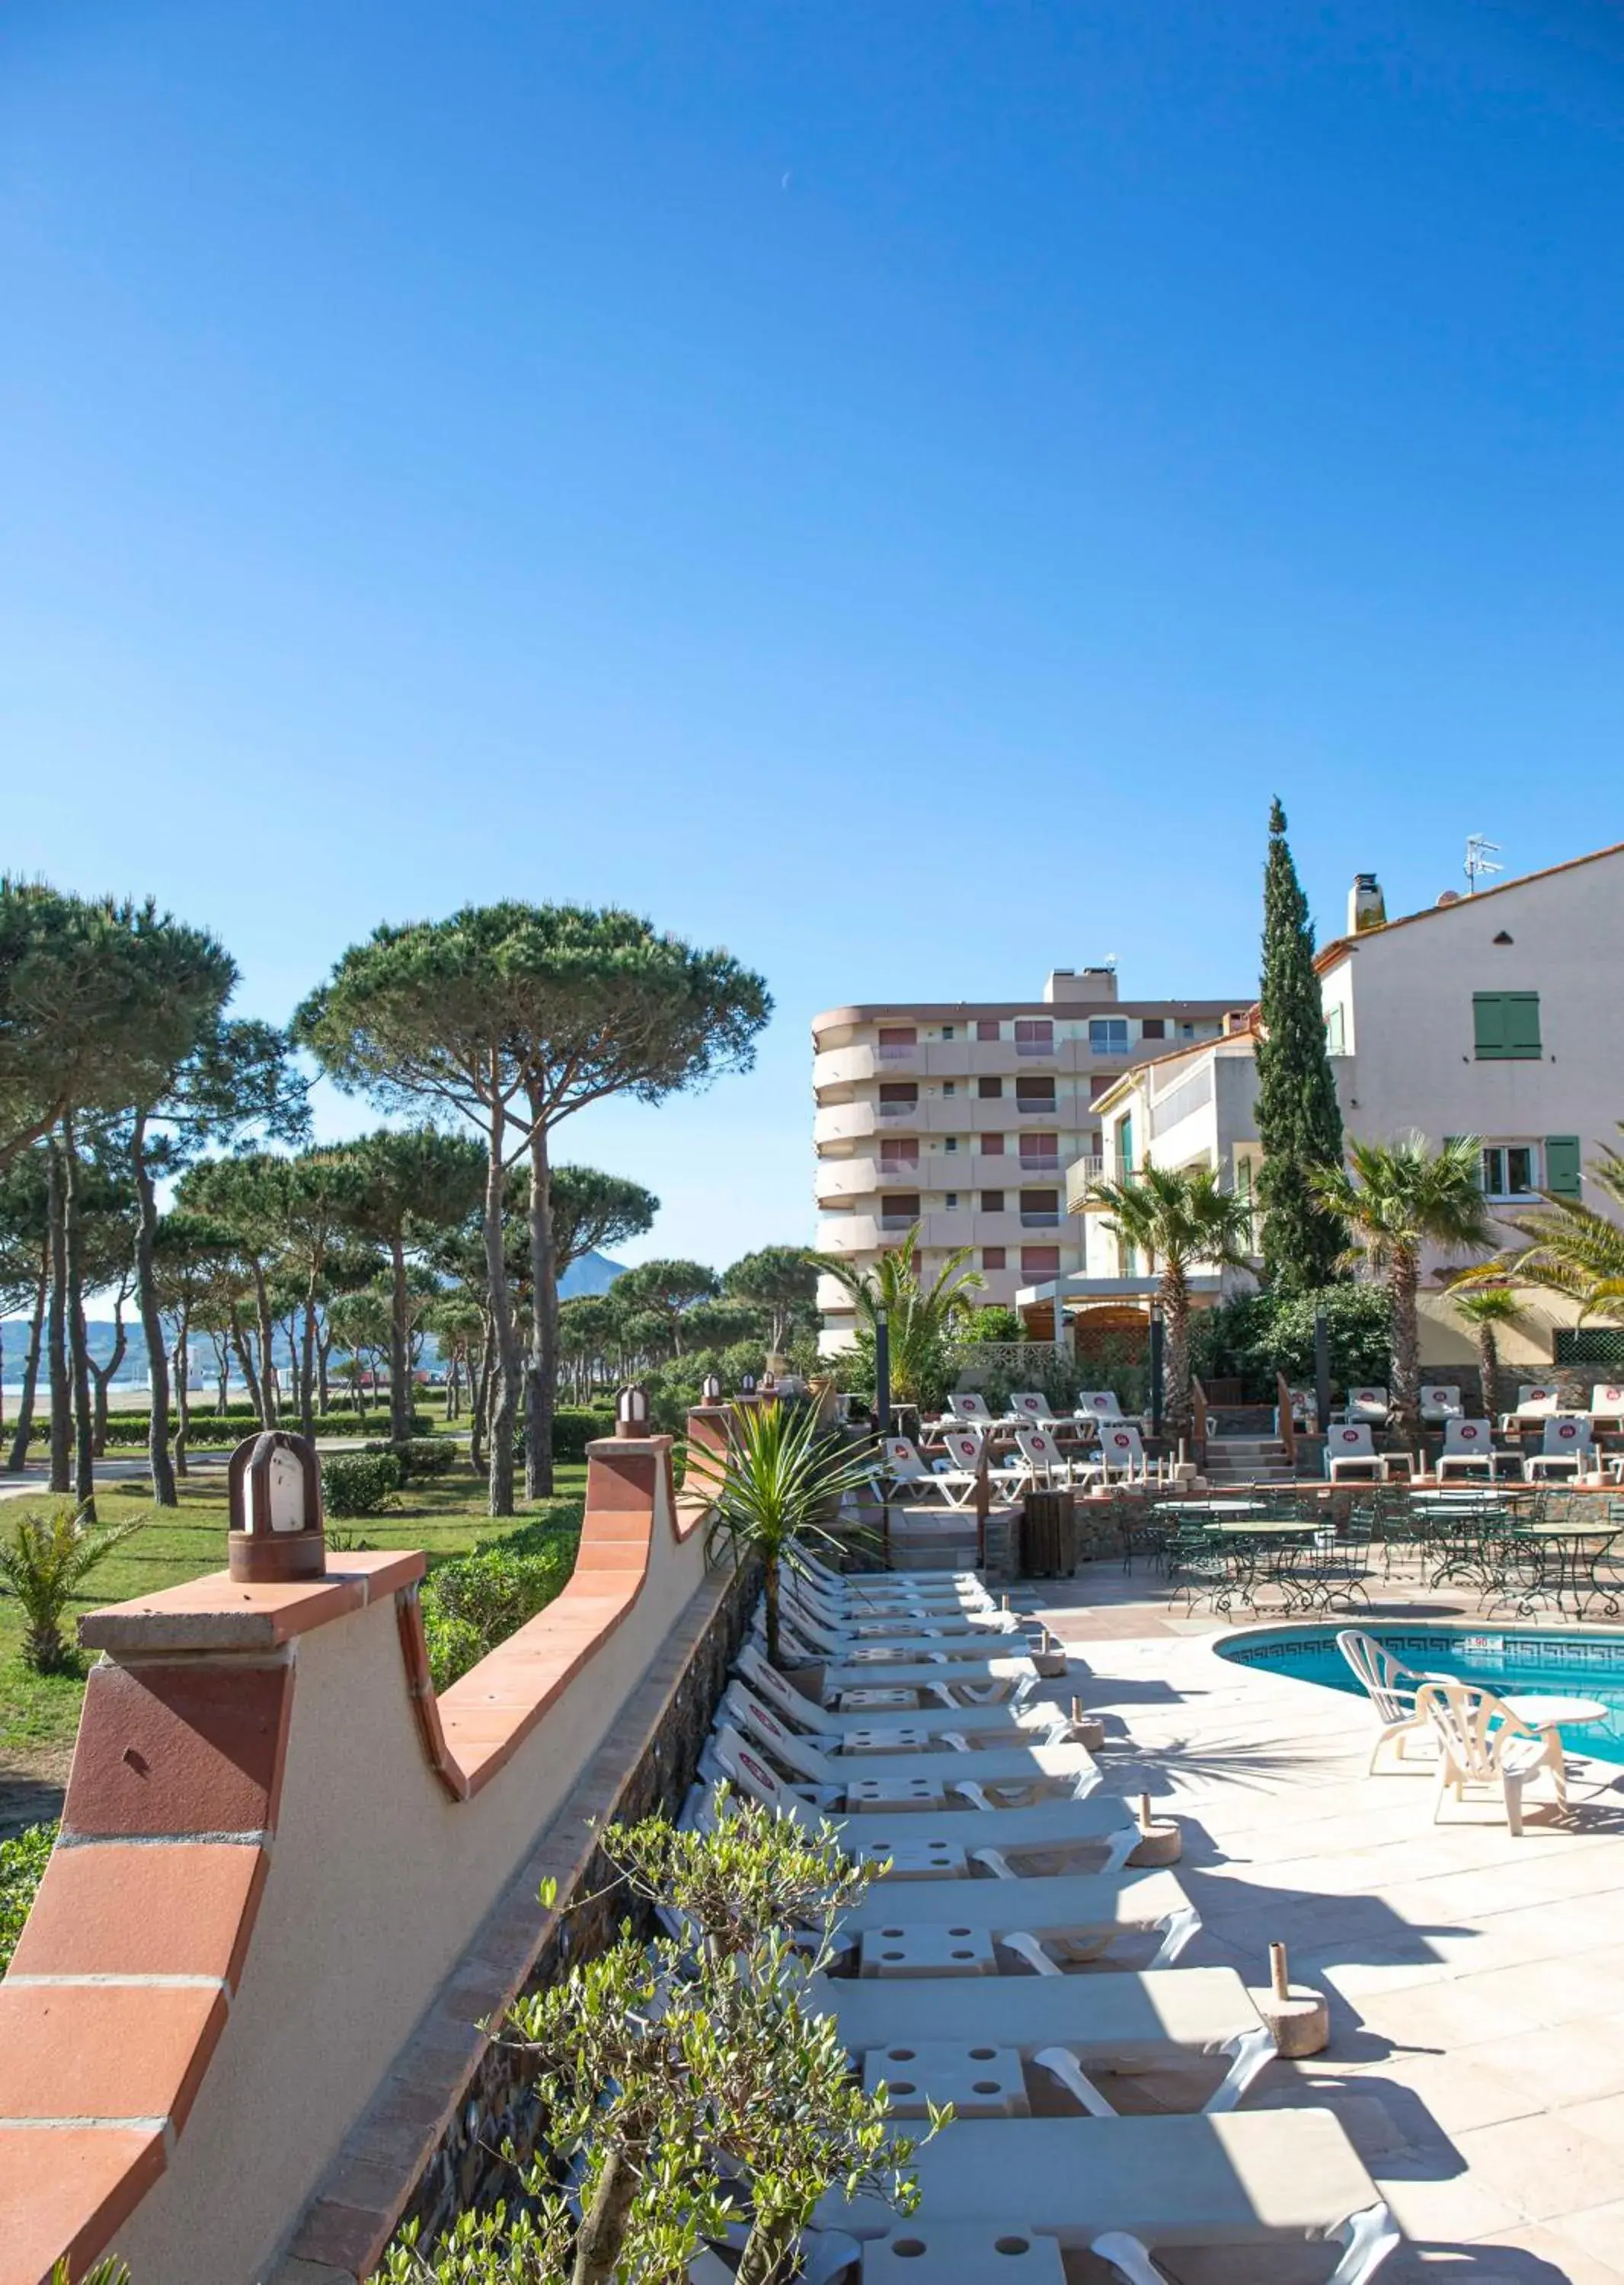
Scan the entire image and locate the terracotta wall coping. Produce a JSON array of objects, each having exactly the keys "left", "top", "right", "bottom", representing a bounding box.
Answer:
[{"left": 80, "top": 1551, "right": 427, "bottom": 1656}]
